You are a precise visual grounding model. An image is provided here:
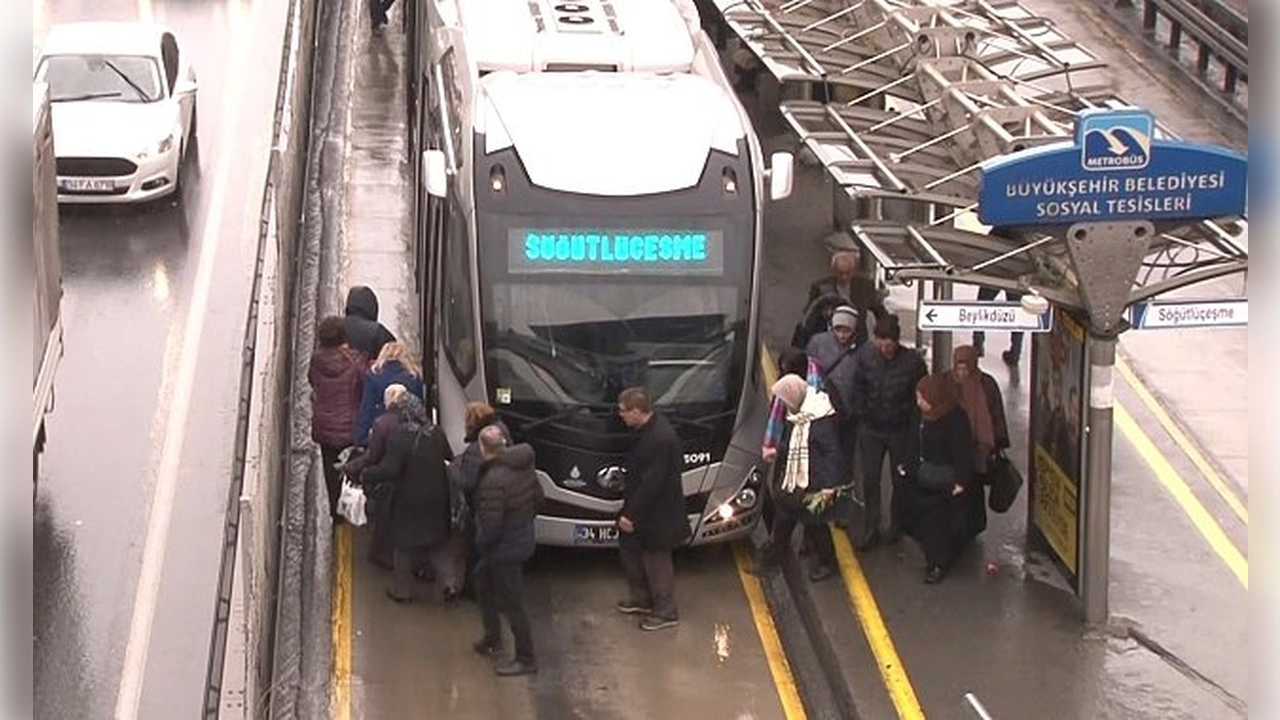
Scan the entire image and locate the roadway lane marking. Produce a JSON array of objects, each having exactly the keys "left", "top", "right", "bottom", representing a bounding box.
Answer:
[
  {"left": 332, "top": 523, "right": 353, "bottom": 720},
  {"left": 963, "top": 693, "right": 994, "bottom": 720},
  {"left": 832, "top": 531, "right": 925, "bottom": 720},
  {"left": 1115, "top": 403, "right": 1248, "bottom": 588},
  {"left": 113, "top": 1, "right": 253, "bottom": 715},
  {"left": 732, "top": 543, "right": 807, "bottom": 720},
  {"left": 1115, "top": 355, "right": 1247, "bottom": 524}
]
